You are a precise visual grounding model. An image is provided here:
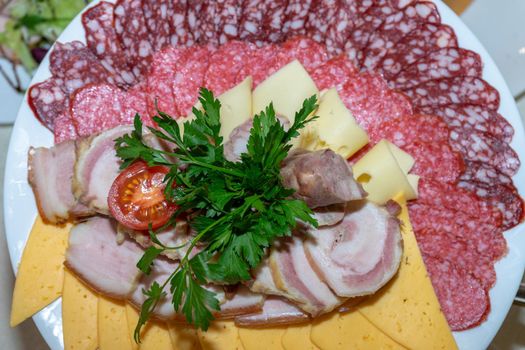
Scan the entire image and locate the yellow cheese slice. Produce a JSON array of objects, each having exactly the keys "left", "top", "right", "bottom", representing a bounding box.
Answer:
[
  {"left": 310, "top": 312, "right": 406, "bottom": 349},
  {"left": 281, "top": 324, "right": 319, "bottom": 350},
  {"left": 124, "top": 304, "right": 140, "bottom": 350},
  {"left": 238, "top": 327, "right": 286, "bottom": 350},
  {"left": 303, "top": 88, "right": 368, "bottom": 158},
  {"left": 125, "top": 304, "right": 173, "bottom": 350},
  {"left": 253, "top": 60, "right": 319, "bottom": 123},
  {"left": 197, "top": 321, "right": 243, "bottom": 350},
  {"left": 352, "top": 140, "right": 417, "bottom": 203},
  {"left": 10, "top": 216, "right": 70, "bottom": 327},
  {"left": 62, "top": 268, "right": 98, "bottom": 350},
  {"left": 168, "top": 322, "right": 202, "bottom": 350},
  {"left": 218, "top": 76, "right": 253, "bottom": 139},
  {"left": 356, "top": 200, "right": 458, "bottom": 350},
  {"left": 388, "top": 142, "right": 415, "bottom": 174},
  {"left": 98, "top": 297, "right": 133, "bottom": 350}
]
